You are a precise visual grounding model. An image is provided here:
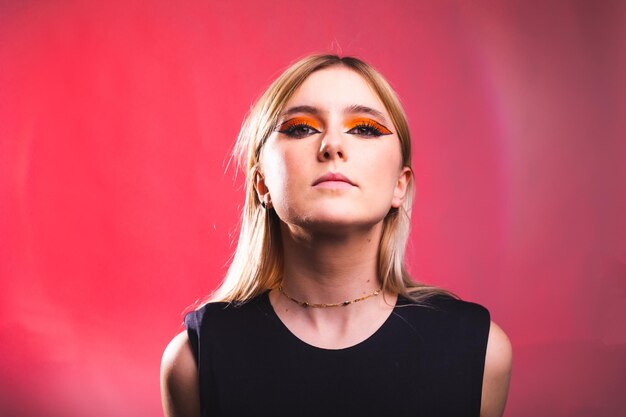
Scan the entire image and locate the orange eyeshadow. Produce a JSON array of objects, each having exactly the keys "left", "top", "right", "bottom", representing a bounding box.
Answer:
[
  {"left": 279, "top": 116, "right": 322, "bottom": 131},
  {"left": 344, "top": 117, "right": 392, "bottom": 135}
]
